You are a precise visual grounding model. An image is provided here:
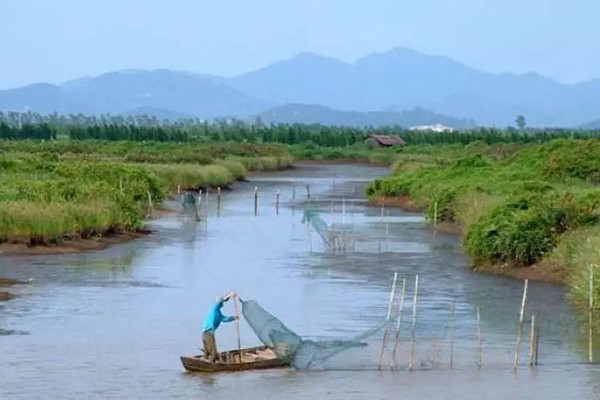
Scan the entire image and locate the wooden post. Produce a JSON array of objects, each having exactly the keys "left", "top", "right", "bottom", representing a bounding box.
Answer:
[
  {"left": 217, "top": 187, "right": 221, "bottom": 216},
  {"left": 177, "top": 184, "right": 181, "bottom": 195},
  {"left": 391, "top": 278, "right": 407, "bottom": 370},
  {"left": 433, "top": 200, "right": 438, "bottom": 228},
  {"left": 276, "top": 190, "right": 280, "bottom": 215},
  {"left": 450, "top": 300, "right": 455, "bottom": 369},
  {"left": 514, "top": 279, "right": 529, "bottom": 371},
  {"left": 342, "top": 199, "right": 346, "bottom": 225},
  {"left": 292, "top": 186, "right": 296, "bottom": 201},
  {"left": 378, "top": 273, "right": 398, "bottom": 370},
  {"left": 529, "top": 314, "right": 536, "bottom": 368},
  {"left": 409, "top": 275, "right": 419, "bottom": 371},
  {"left": 194, "top": 190, "right": 202, "bottom": 221},
  {"left": 146, "top": 190, "right": 154, "bottom": 218},
  {"left": 306, "top": 184, "right": 310, "bottom": 199},
  {"left": 477, "top": 306, "right": 482, "bottom": 369},
  {"left": 119, "top": 178, "right": 124, "bottom": 195},
  {"left": 381, "top": 200, "right": 385, "bottom": 218},
  {"left": 589, "top": 264, "right": 594, "bottom": 364},
  {"left": 254, "top": 187, "right": 258, "bottom": 216}
]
